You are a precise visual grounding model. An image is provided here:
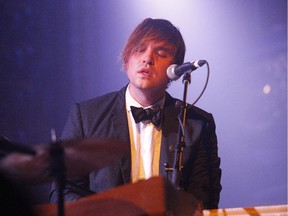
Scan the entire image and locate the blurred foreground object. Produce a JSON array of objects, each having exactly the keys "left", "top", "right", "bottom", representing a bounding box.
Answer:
[
  {"left": 0, "top": 138, "right": 128, "bottom": 184},
  {"left": 34, "top": 176, "right": 203, "bottom": 216}
]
